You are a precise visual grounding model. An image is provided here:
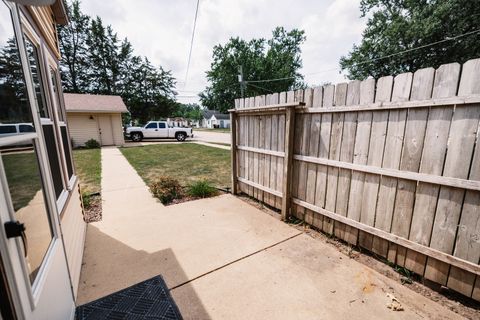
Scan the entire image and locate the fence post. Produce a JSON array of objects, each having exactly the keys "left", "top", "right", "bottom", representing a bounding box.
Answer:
[
  {"left": 281, "top": 106, "right": 296, "bottom": 221},
  {"left": 230, "top": 111, "right": 238, "bottom": 195}
]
